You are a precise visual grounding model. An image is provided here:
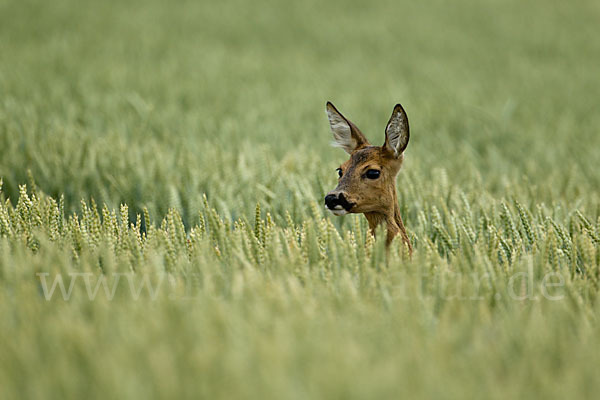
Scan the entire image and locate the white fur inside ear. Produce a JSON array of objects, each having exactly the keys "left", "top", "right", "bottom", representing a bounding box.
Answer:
[
  {"left": 327, "top": 109, "right": 356, "bottom": 153},
  {"left": 386, "top": 110, "right": 408, "bottom": 157}
]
